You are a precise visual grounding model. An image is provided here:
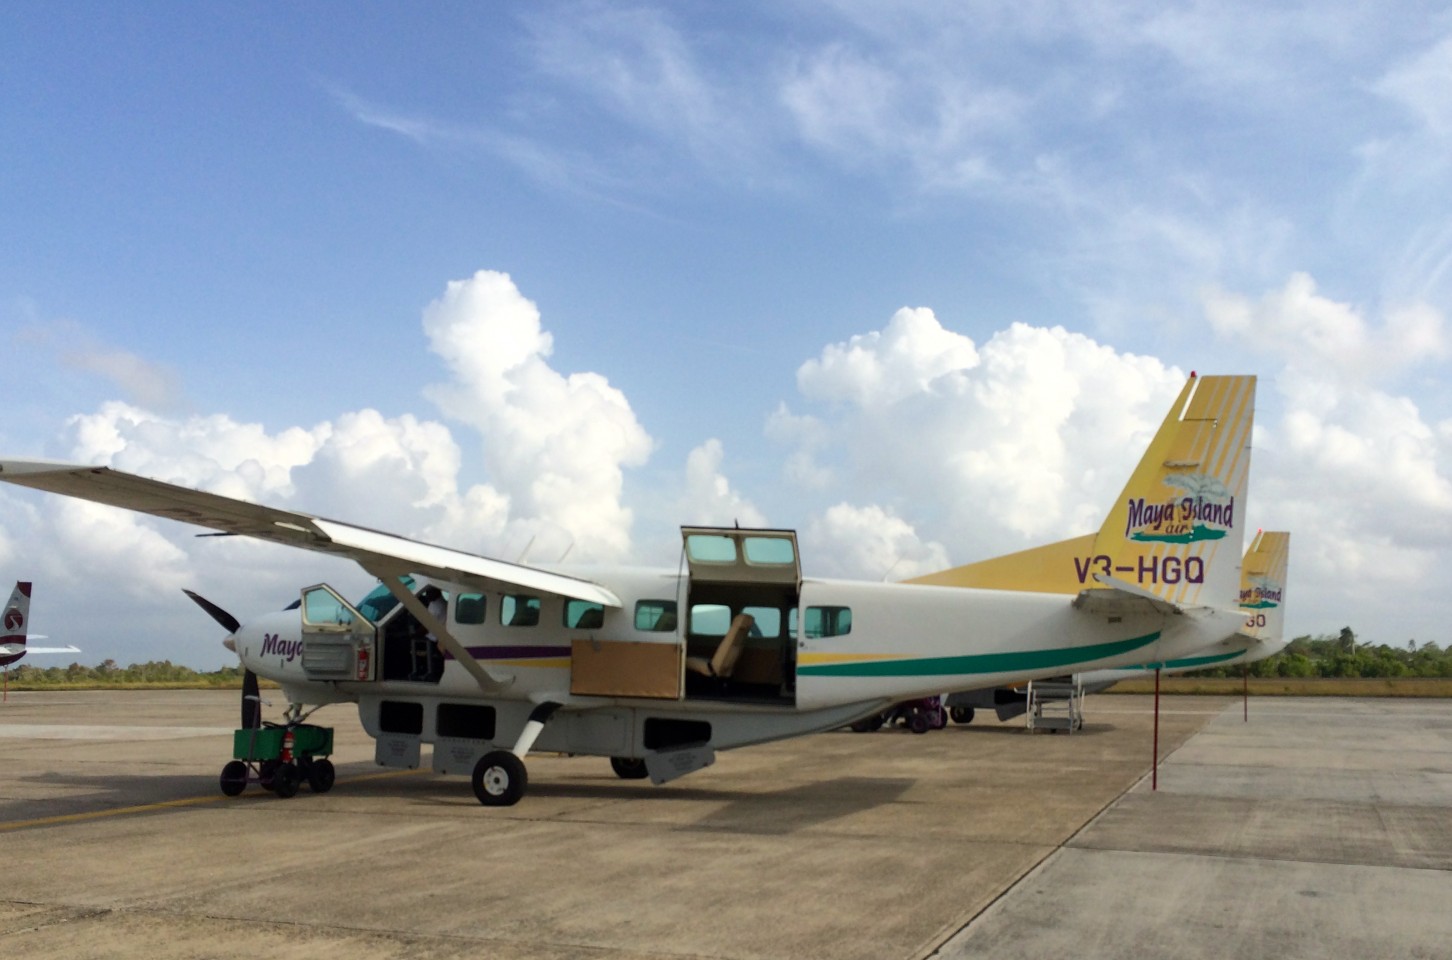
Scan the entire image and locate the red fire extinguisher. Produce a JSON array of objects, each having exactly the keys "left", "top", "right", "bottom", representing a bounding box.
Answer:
[
  {"left": 282, "top": 729, "right": 295, "bottom": 763},
  {"left": 357, "top": 646, "right": 369, "bottom": 680}
]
